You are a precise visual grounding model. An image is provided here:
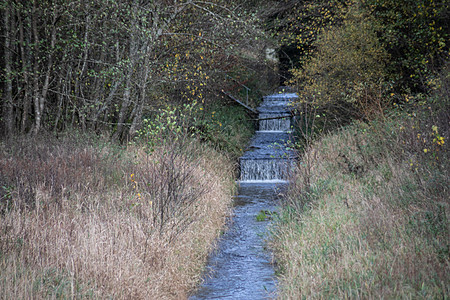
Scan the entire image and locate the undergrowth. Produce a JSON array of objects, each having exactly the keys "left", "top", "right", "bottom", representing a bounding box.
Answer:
[
  {"left": 271, "top": 95, "right": 449, "bottom": 298},
  {"left": 136, "top": 99, "right": 254, "bottom": 160},
  {"left": 0, "top": 131, "right": 235, "bottom": 299}
]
